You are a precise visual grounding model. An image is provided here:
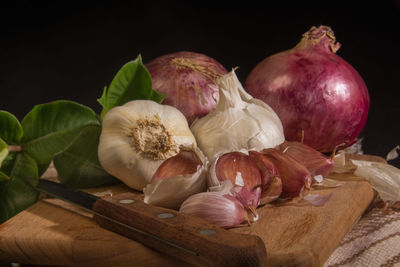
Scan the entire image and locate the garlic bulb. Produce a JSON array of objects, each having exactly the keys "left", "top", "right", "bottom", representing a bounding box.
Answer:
[
  {"left": 98, "top": 100, "right": 197, "bottom": 191},
  {"left": 190, "top": 70, "right": 285, "bottom": 162}
]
